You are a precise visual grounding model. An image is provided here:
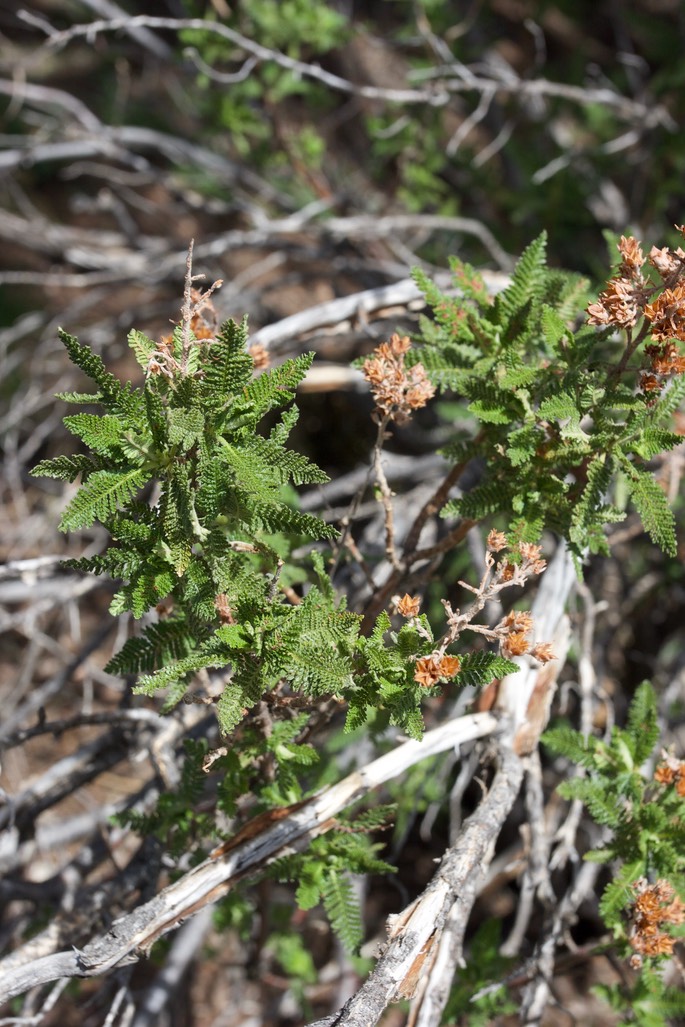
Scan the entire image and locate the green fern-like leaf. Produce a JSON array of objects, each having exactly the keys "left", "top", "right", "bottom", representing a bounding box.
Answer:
[
  {"left": 631, "top": 427, "right": 684, "bottom": 460},
  {"left": 622, "top": 462, "right": 677, "bottom": 556},
  {"left": 167, "top": 407, "right": 205, "bottom": 451},
  {"left": 493, "top": 233, "right": 547, "bottom": 334},
  {"left": 321, "top": 870, "right": 363, "bottom": 954},
  {"left": 63, "top": 413, "right": 127, "bottom": 455},
  {"left": 444, "top": 479, "right": 513, "bottom": 521},
  {"left": 59, "top": 468, "right": 149, "bottom": 531},
  {"left": 59, "top": 329, "right": 141, "bottom": 418},
  {"left": 241, "top": 352, "right": 315, "bottom": 416},
  {"left": 31, "top": 454, "right": 97, "bottom": 482},
  {"left": 557, "top": 778, "right": 625, "bottom": 828},
  {"left": 598, "top": 861, "right": 644, "bottom": 927},
  {"left": 626, "top": 681, "right": 659, "bottom": 765},
  {"left": 454, "top": 652, "right": 519, "bottom": 689},
  {"left": 110, "top": 564, "right": 176, "bottom": 618},
  {"left": 128, "top": 329, "right": 157, "bottom": 371},
  {"left": 250, "top": 499, "right": 337, "bottom": 541},
  {"left": 542, "top": 724, "right": 600, "bottom": 768},
  {"left": 202, "top": 316, "right": 254, "bottom": 403},
  {"left": 134, "top": 643, "right": 226, "bottom": 697},
  {"left": 106, "top": 620, "right": 195, "bottom": 674}
]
